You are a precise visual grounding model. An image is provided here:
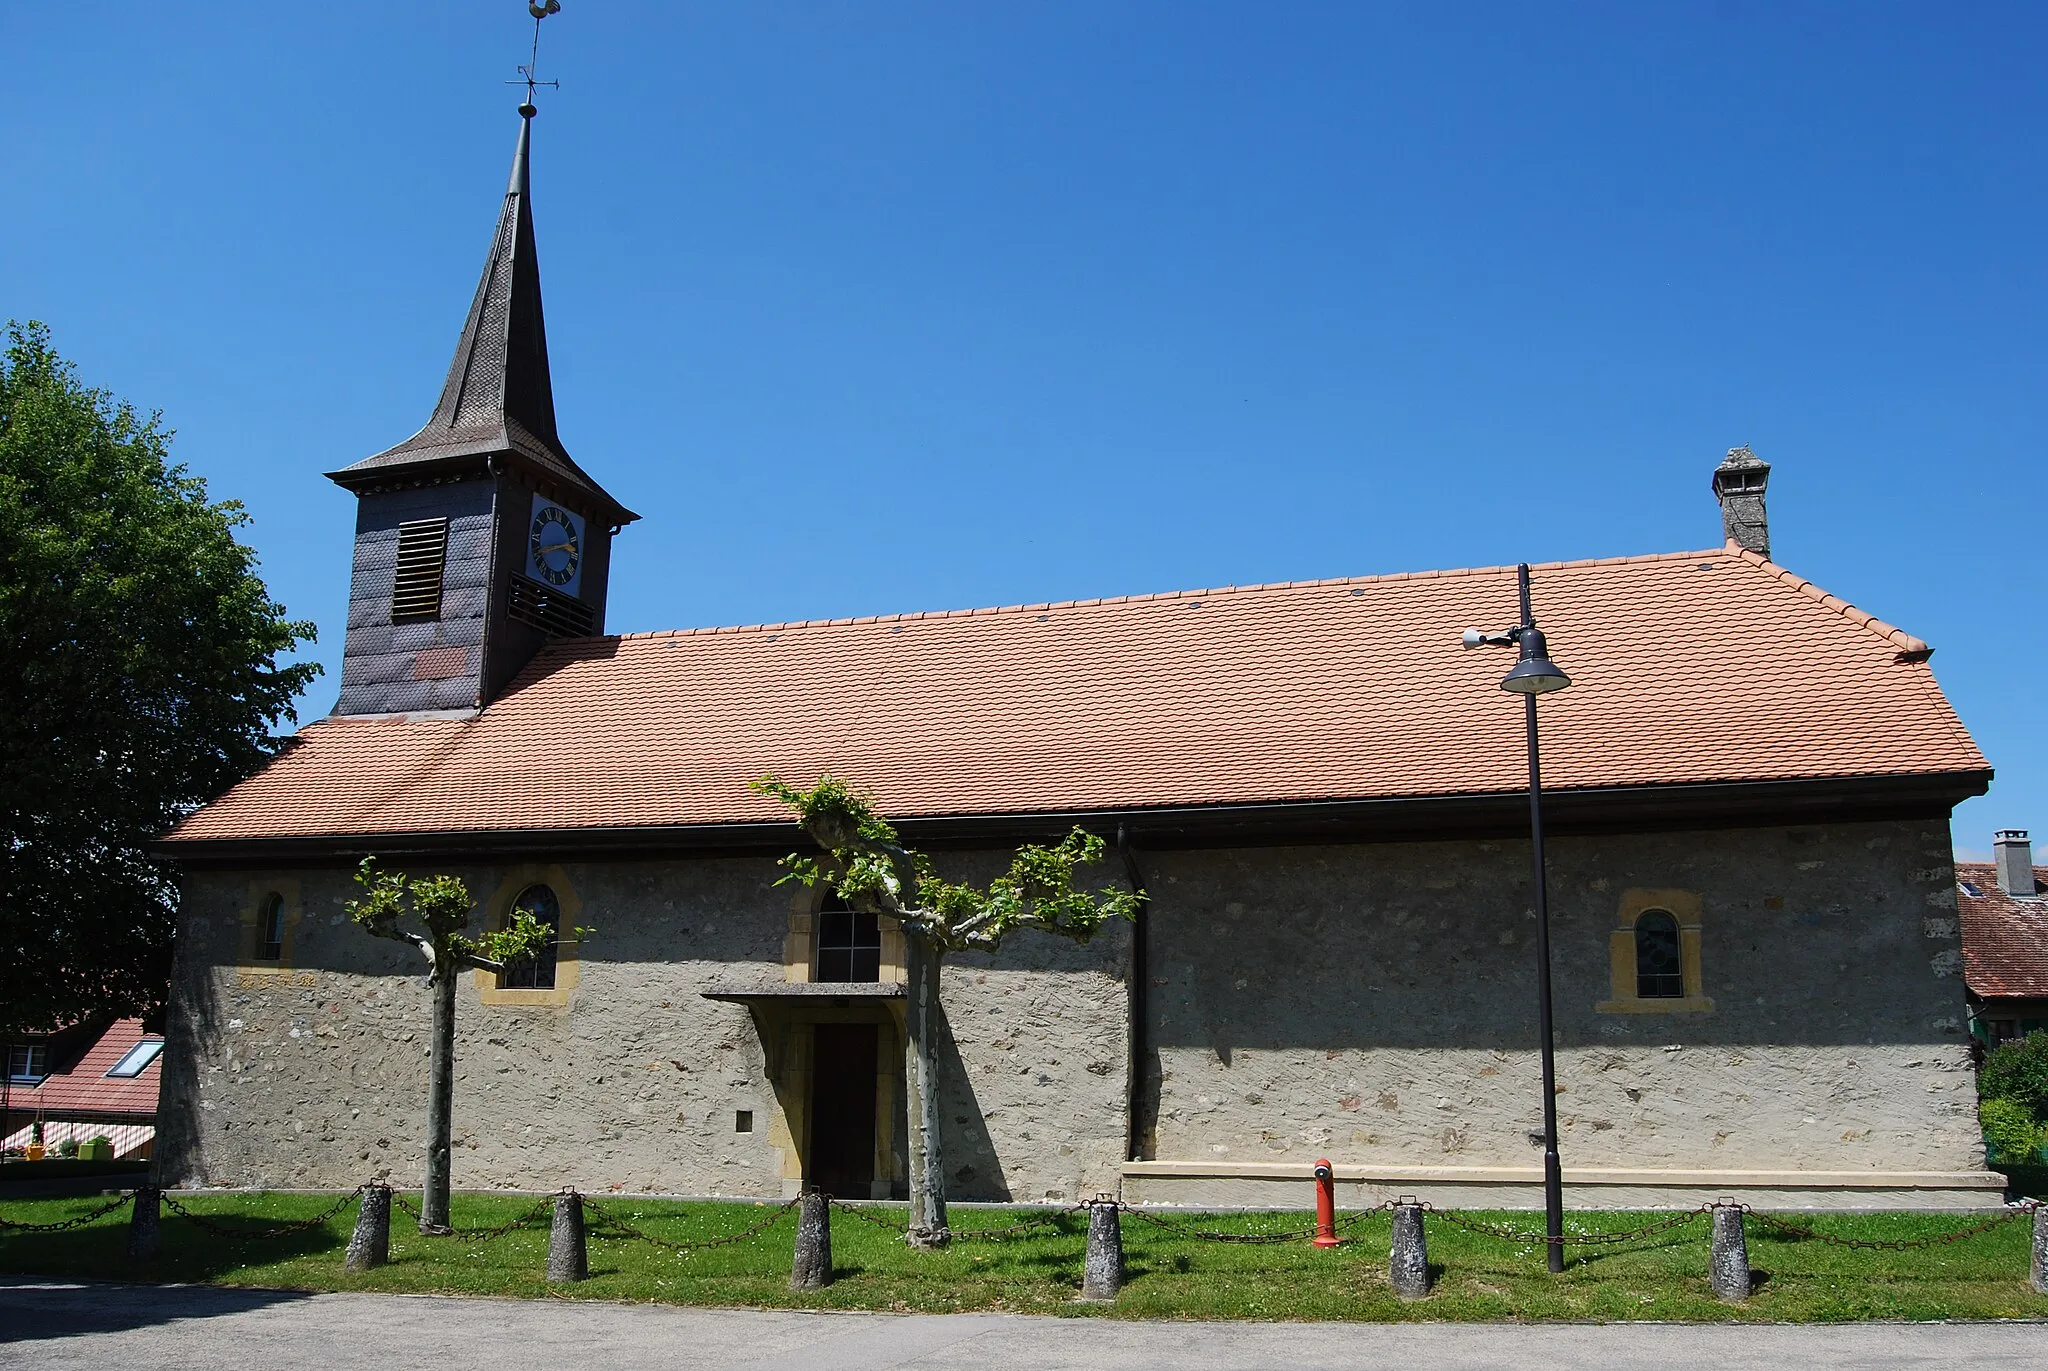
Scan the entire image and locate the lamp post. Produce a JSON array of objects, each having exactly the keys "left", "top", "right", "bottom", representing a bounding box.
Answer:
[{"left": 1463, "top": 562, "right": 1571, "bottom": 1272}]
